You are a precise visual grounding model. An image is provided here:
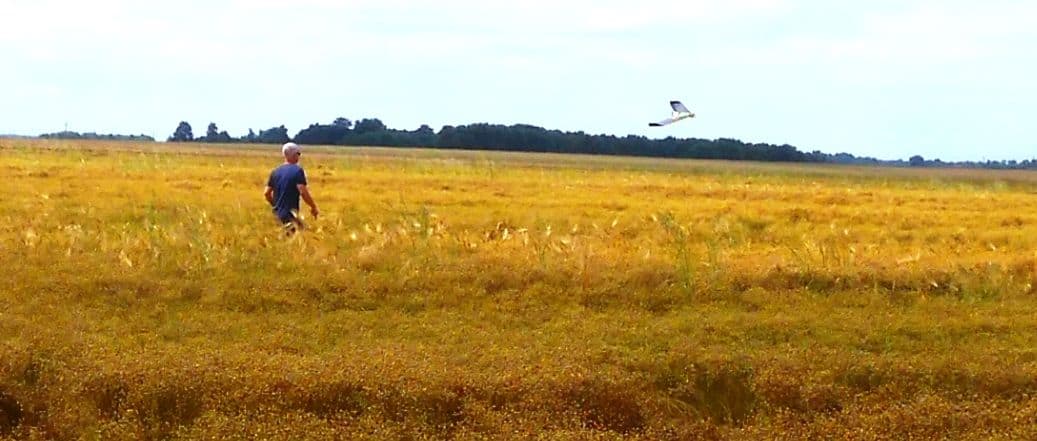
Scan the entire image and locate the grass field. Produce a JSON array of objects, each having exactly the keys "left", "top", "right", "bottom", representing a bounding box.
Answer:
[{"left": 2, "top": 139, "right": 1037, "bottom": 440}]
